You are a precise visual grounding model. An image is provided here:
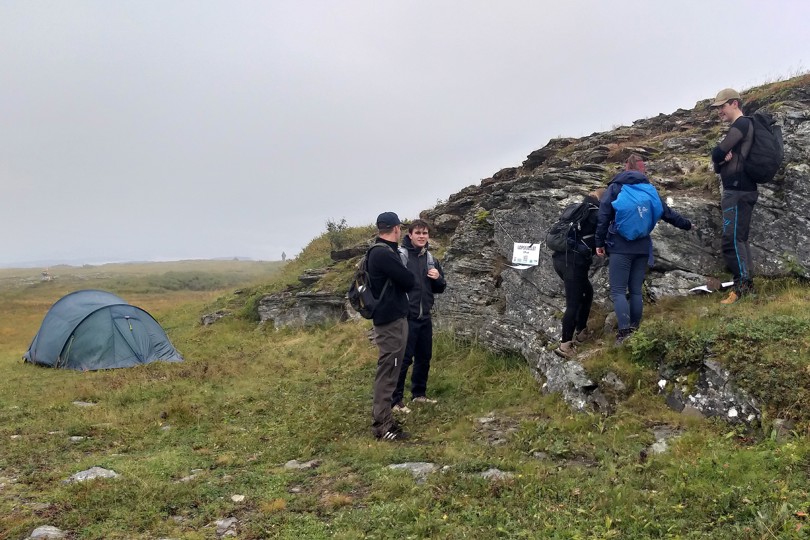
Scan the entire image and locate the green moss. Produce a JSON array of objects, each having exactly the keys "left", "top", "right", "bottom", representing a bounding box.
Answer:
[{"left": 473, "top": 209, "right": 493, "bottom": 231}]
